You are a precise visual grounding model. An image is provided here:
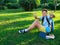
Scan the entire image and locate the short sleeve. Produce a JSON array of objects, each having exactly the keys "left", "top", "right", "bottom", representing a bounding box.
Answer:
[{"left": 47, "top": 15, "right": 50, "bottom": 19}]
